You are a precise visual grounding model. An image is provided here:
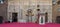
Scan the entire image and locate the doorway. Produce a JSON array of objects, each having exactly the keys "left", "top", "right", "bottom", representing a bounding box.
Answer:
[
  {"left": 56, "top": 16, "right": 60, "bottom": 23},
  {"left": 45, "top": 12, "right": 48, "bottom": 23},
  {"left": 12, "top": 13, "right": 18, "bottom": 22}
]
